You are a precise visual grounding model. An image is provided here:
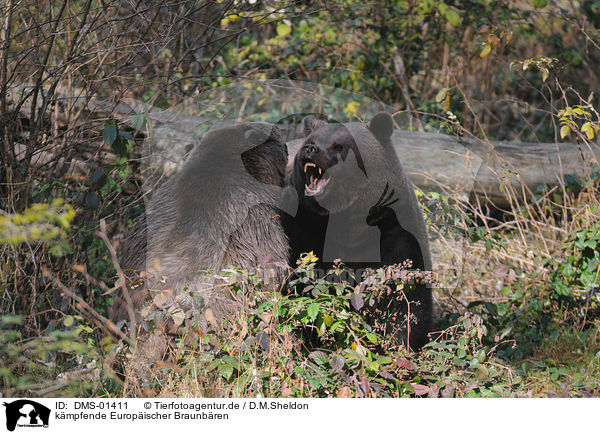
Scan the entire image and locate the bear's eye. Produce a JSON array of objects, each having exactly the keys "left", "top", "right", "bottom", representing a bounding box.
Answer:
[{"left": 332, "top": 143, "right": 344, "bottom": 152}]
